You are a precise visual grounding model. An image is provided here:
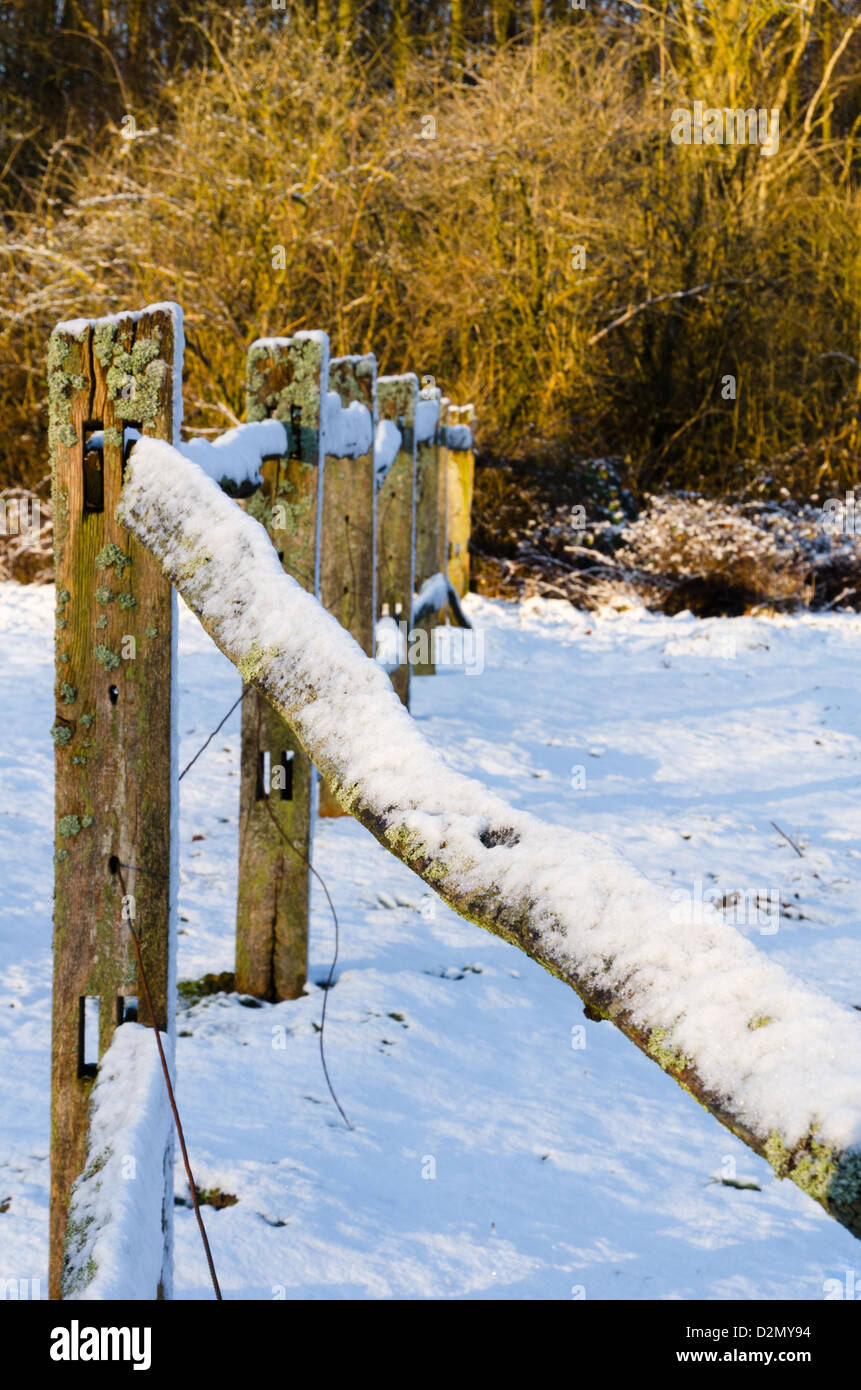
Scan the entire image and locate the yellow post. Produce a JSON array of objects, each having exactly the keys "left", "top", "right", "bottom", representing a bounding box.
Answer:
[{"left": 446, "top": 404, "right": 476, "bottom": 598}]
